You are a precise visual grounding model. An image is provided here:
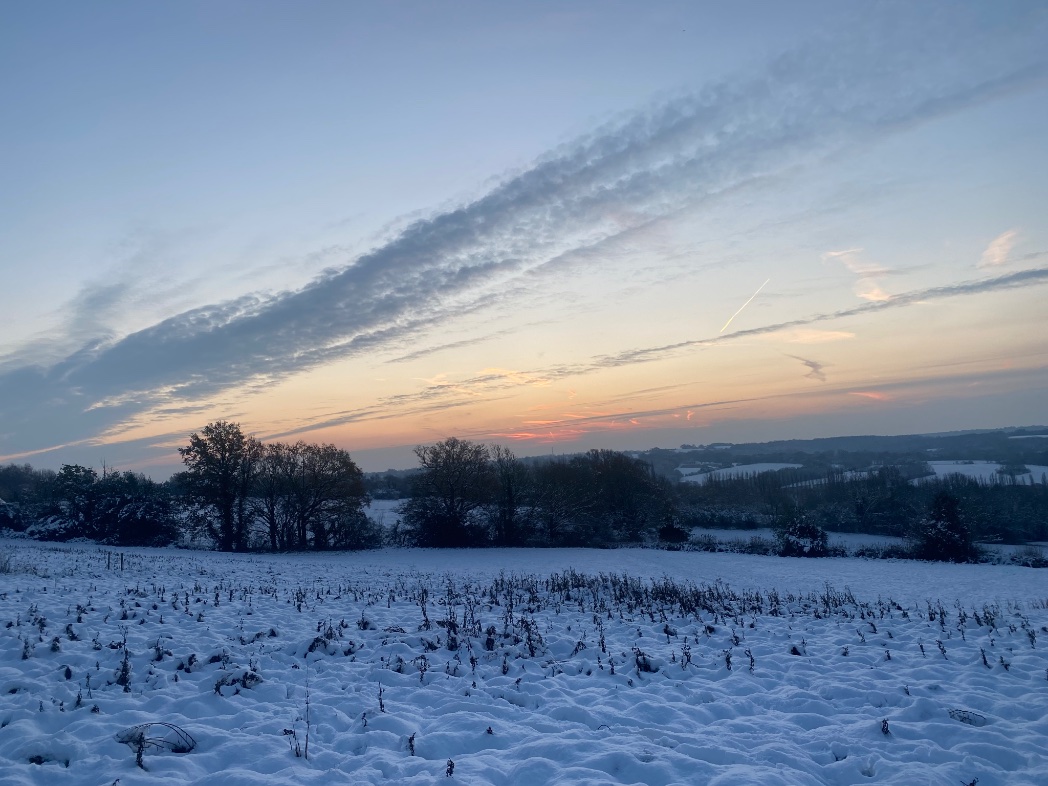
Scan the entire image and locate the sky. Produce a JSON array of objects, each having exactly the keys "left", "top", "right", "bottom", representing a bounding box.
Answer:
[{"left": 1, "top": 1, "right": 1047, "bottom": 476}]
